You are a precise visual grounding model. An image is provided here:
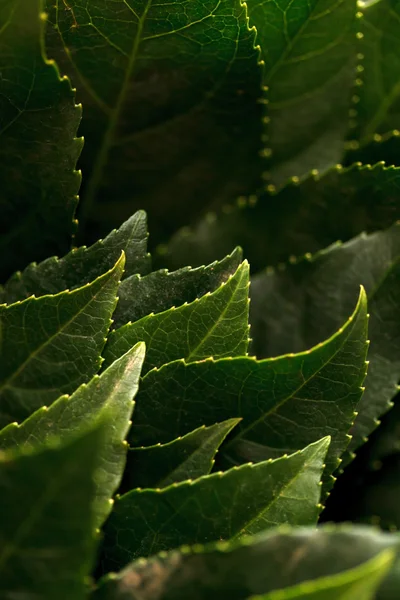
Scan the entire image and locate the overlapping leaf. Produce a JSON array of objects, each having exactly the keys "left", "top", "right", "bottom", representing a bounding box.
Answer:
[
  {"left": 45, "top": 0, "right": 263, "bottom": 241},
  {"left": 92, "top": 525, "right": 400, "bottom": 600},
  {"left": 0, "top": 424, "right": 103, "bottom": 600},
  {"left": 162, "top": 164, "right": 400, "bottom": 272},
  {"left": 114, "top": 247, "right": 242, "bottom": 328},
  {"left": 352, "top": 0, "right": 400, "bottom": 146},
  {"left": 103, "top": 261, "right": 250, "bottom": 374},
  {"left": 0, "top": 211, "right": 150, "bottom": 304},
  {"left": 247, "top": 0, "right": 357, "bottom": 185},
  {"left": 250, "top": 224, "right": 400, "bottom": 455},
  {"left": 0, "top": 255, "right": 124, "bottom": 428},
  {"left": 129, "top": 289, "right": 367, "bottom": 495},
  {"left": 0, "top": 0, "right": 82, "bottom": 280},
  {"left": 0, "top": 342, "right": 145, "bottom": 528},
  {"left": 100, "top": 437, "right": 329, "bottom": 571},
  {"left": 126, "top": 419, "right": 240, "bottom": 489}
]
